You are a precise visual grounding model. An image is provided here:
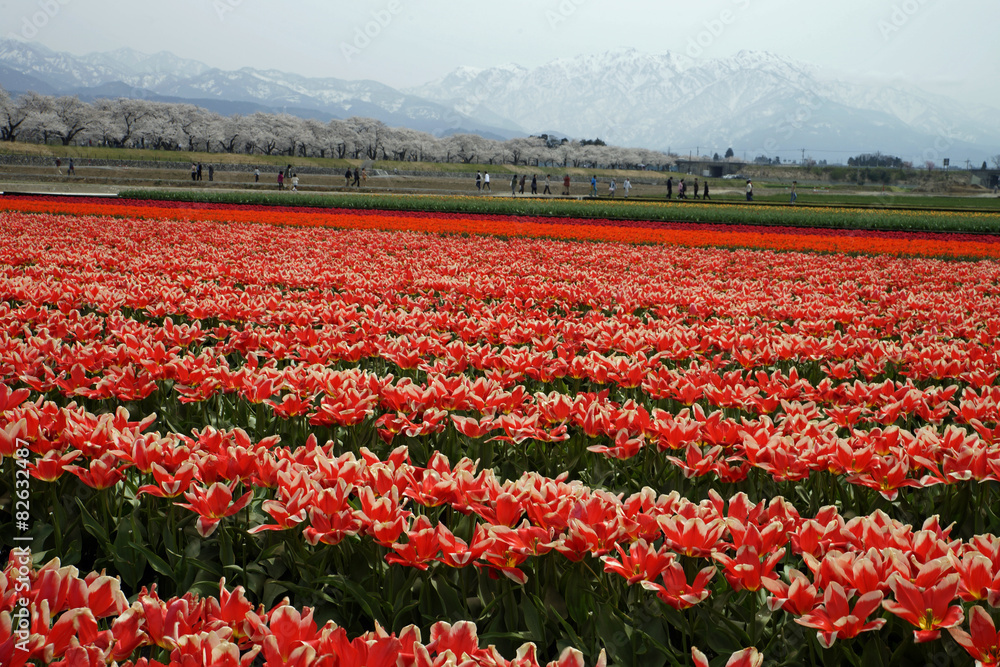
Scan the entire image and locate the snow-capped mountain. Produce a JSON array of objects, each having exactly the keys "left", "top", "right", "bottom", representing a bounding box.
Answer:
[
  {"left": 410, "top": 48, "right": 1000, "bottom": 163},
  {"left": 0, "top": 39, "right": 515, "bottom": 139},
  {"left": 2, "top": 39, "right": 998, "bottom": 162}
]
